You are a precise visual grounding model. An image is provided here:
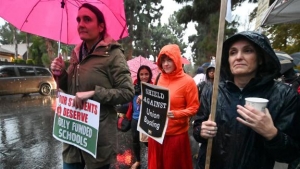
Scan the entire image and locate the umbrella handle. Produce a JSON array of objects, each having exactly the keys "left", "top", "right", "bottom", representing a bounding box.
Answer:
[
  {"left": 57, "top": 0, "right": 65, "bottom": 58},
  {"left": 54, "top": 76, "right": 60, "bottom": 97}
]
